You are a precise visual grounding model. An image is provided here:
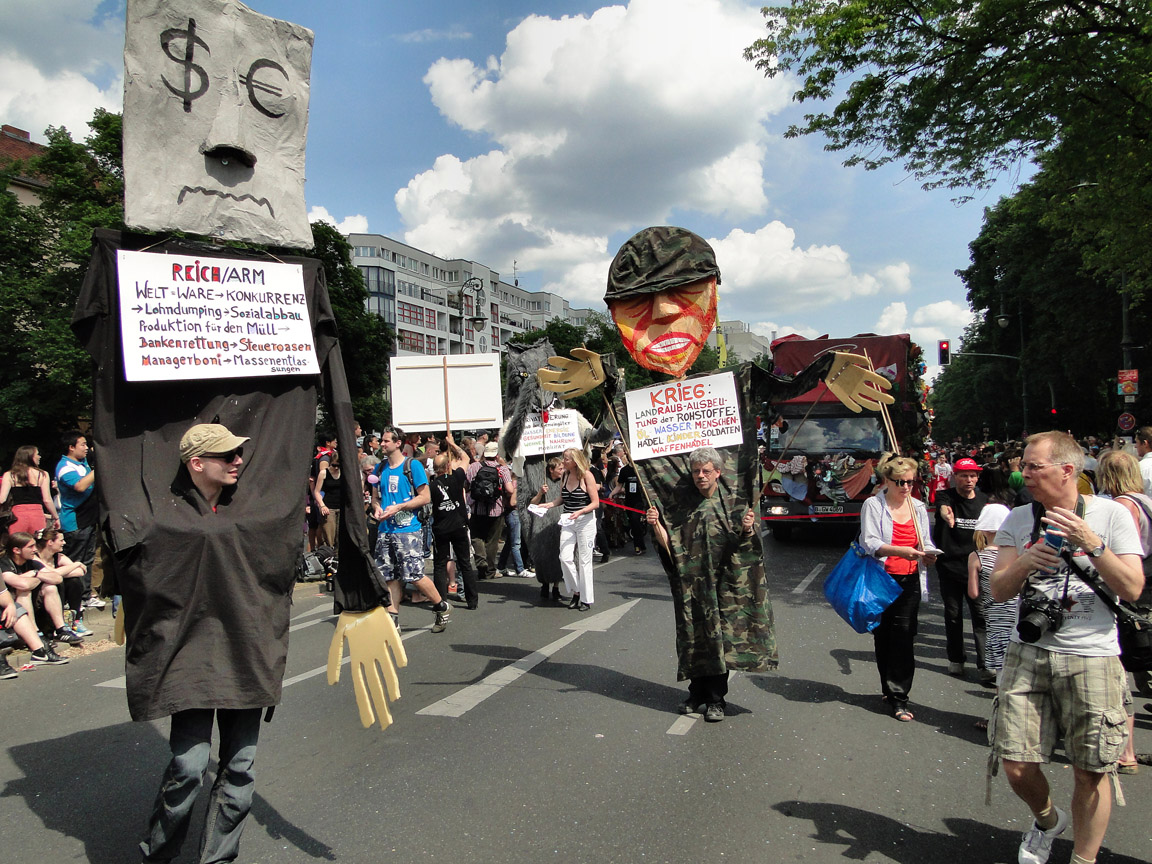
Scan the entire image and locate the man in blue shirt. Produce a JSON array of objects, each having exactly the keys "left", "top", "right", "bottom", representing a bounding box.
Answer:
[
  {"left": 55, "top": 430, "right": 100, "bottom": 605},
  {"left": 371, "top": 426, "right": 450, "bottom": 633}
]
